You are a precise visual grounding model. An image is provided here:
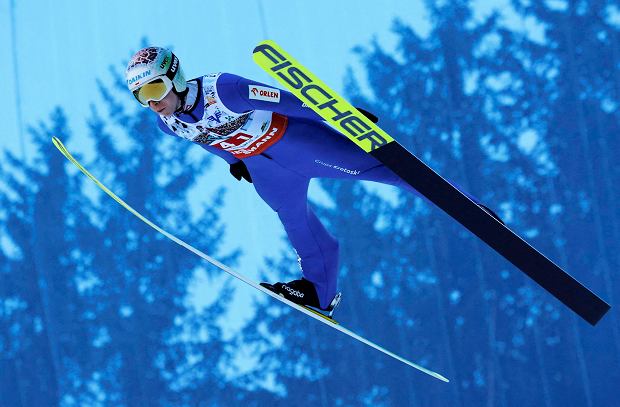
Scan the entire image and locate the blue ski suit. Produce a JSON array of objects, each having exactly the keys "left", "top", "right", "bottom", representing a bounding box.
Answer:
[{"left": 158, "top": 73, "right": 459, "bottom": 308}]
